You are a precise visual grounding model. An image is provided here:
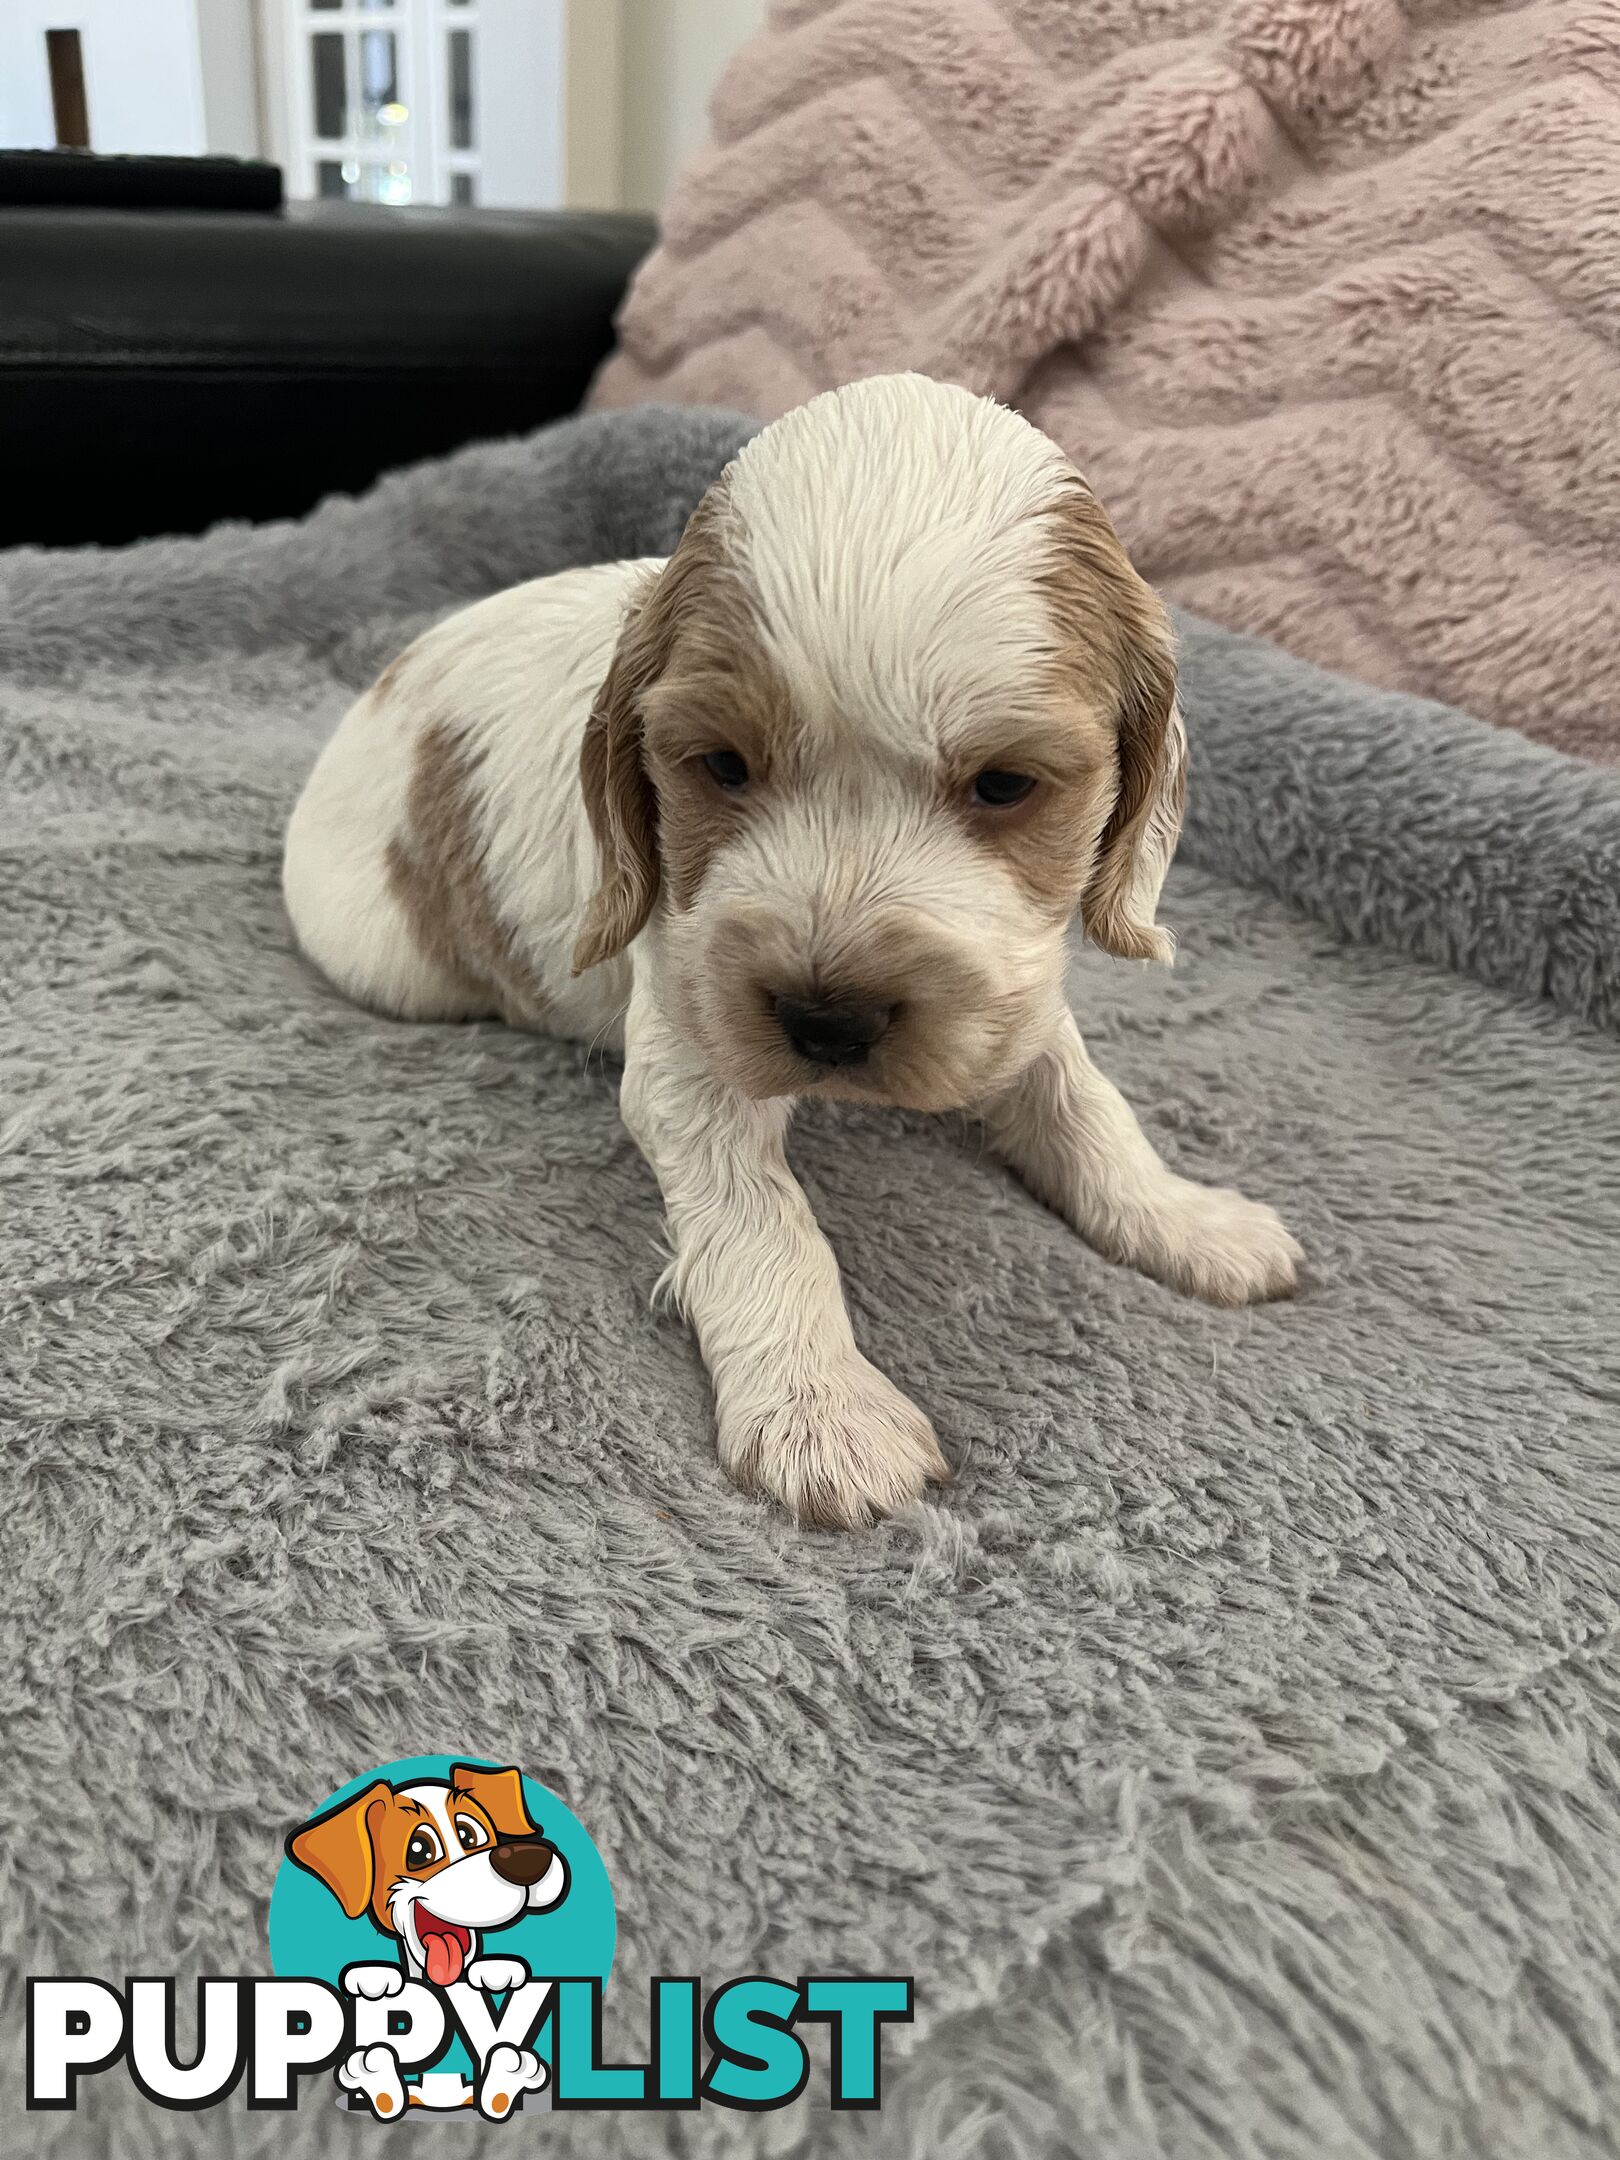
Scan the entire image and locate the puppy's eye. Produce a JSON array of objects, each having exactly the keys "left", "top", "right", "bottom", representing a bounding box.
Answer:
[
  {"left": 972, "top": 769, "right": 1036, "bottom": 809},
  {"left": 405, "top": 1828, "right": 442, "bottom": 1871},
  {"left": 702, "top": 749, "right": 749, "bottom": 789},
  {"left": 454, "top": 1815, "right": 489, "bottom": 1853}
]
